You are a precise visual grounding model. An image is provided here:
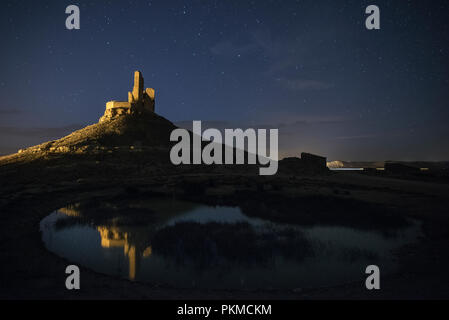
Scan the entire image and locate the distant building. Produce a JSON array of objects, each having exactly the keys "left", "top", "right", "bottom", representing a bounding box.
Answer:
[{"left": 279, "top": 152, "right": 327, "bottom": 174}]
